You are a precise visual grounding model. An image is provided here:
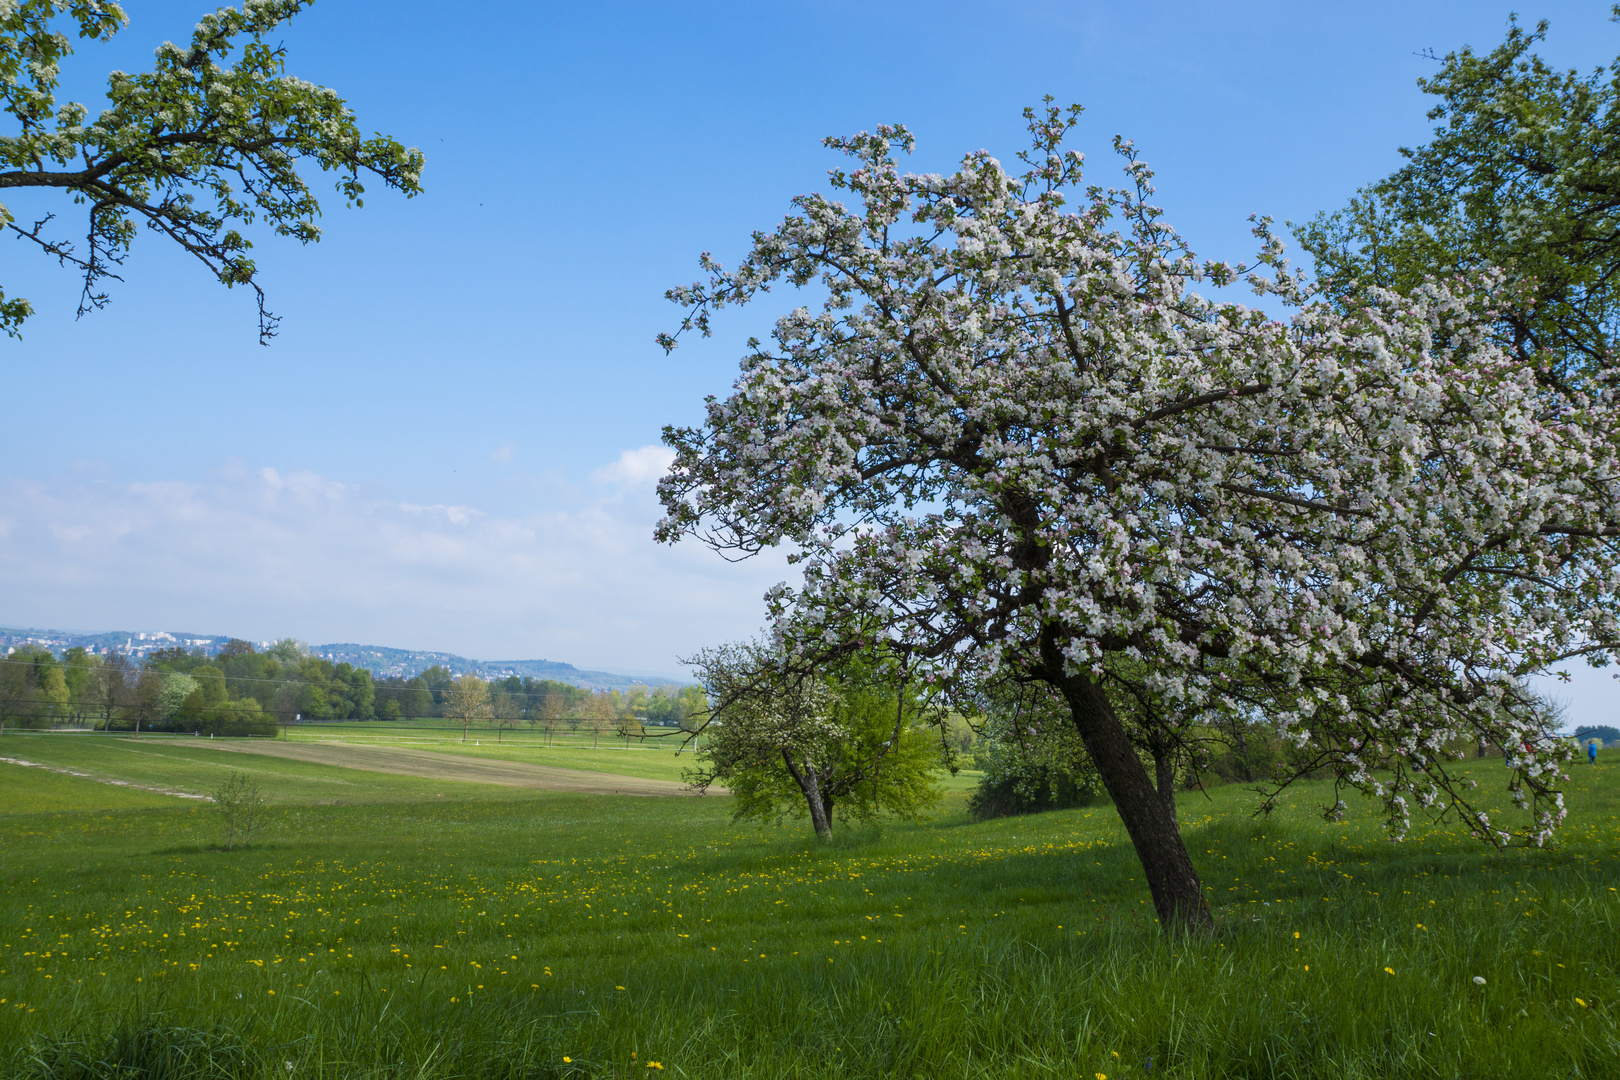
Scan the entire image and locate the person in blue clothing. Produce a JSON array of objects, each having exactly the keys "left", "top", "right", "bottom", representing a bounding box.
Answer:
[{"left": 1591, "top": 739, "right": 1601, "bottom": 765}]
